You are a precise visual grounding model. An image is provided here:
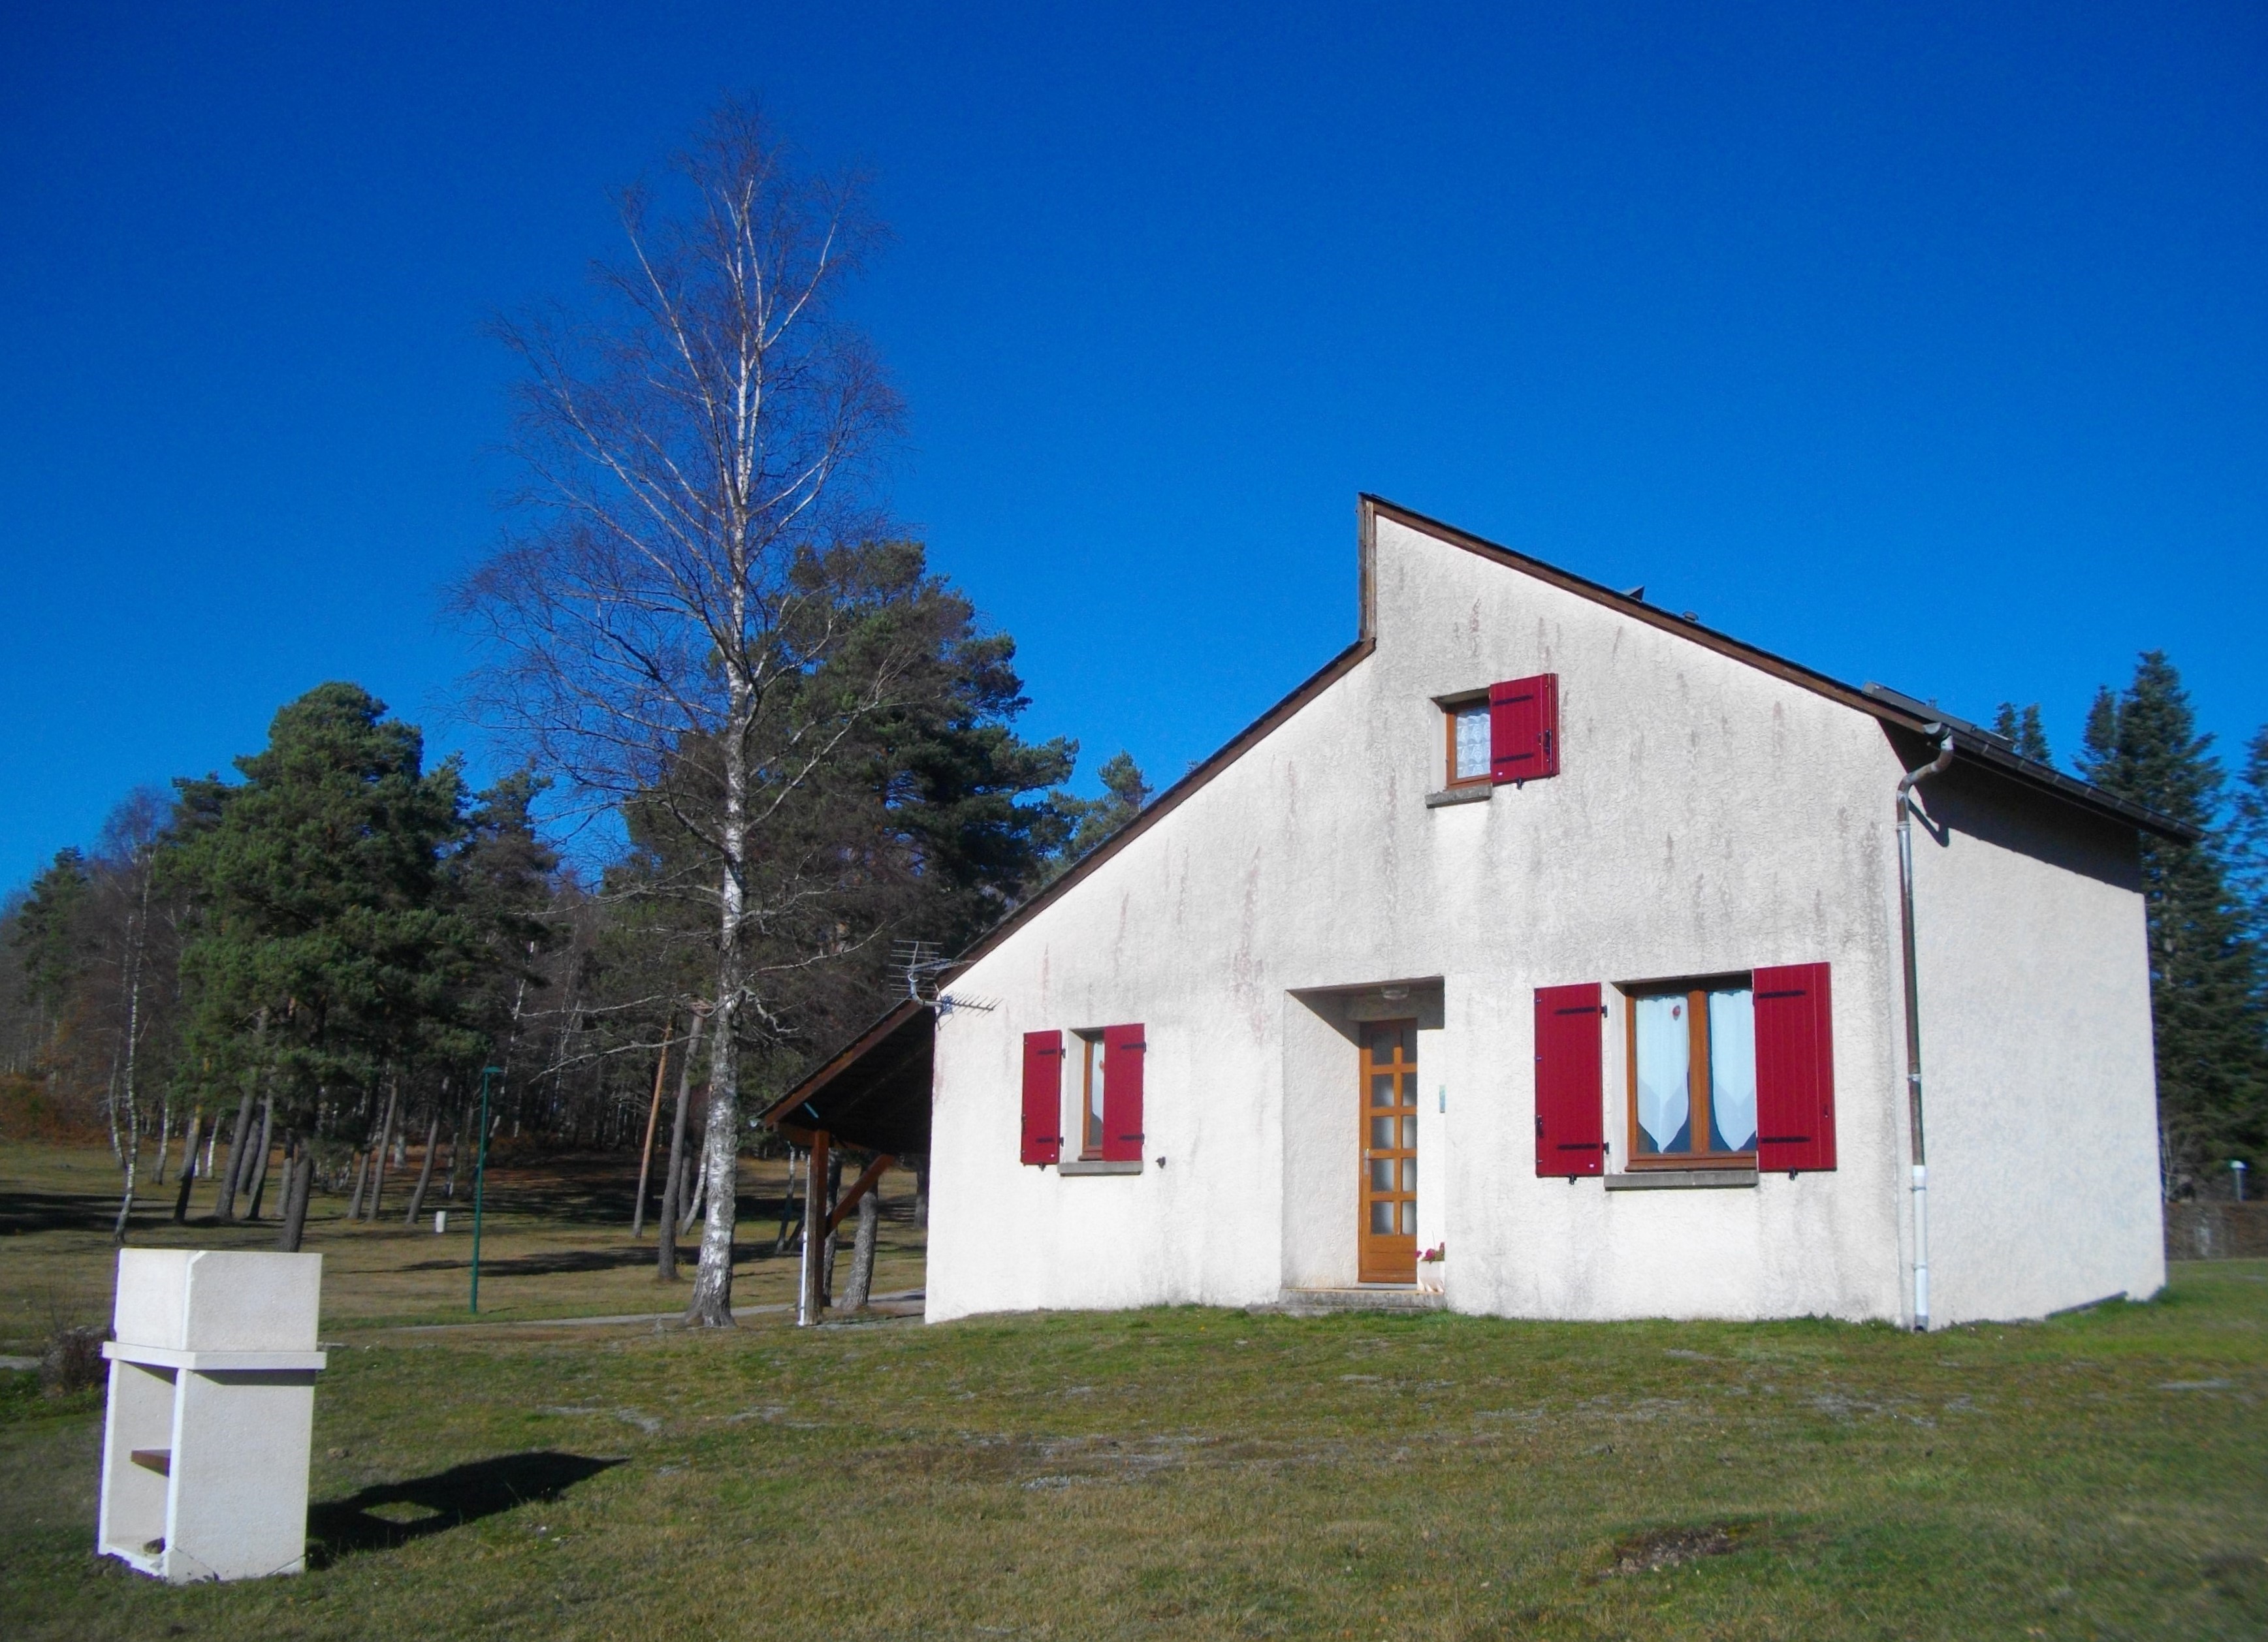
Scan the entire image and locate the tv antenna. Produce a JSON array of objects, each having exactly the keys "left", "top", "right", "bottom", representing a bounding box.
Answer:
[{"left": 890, "top": 939, "right": 954, "bottom": 1004}]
